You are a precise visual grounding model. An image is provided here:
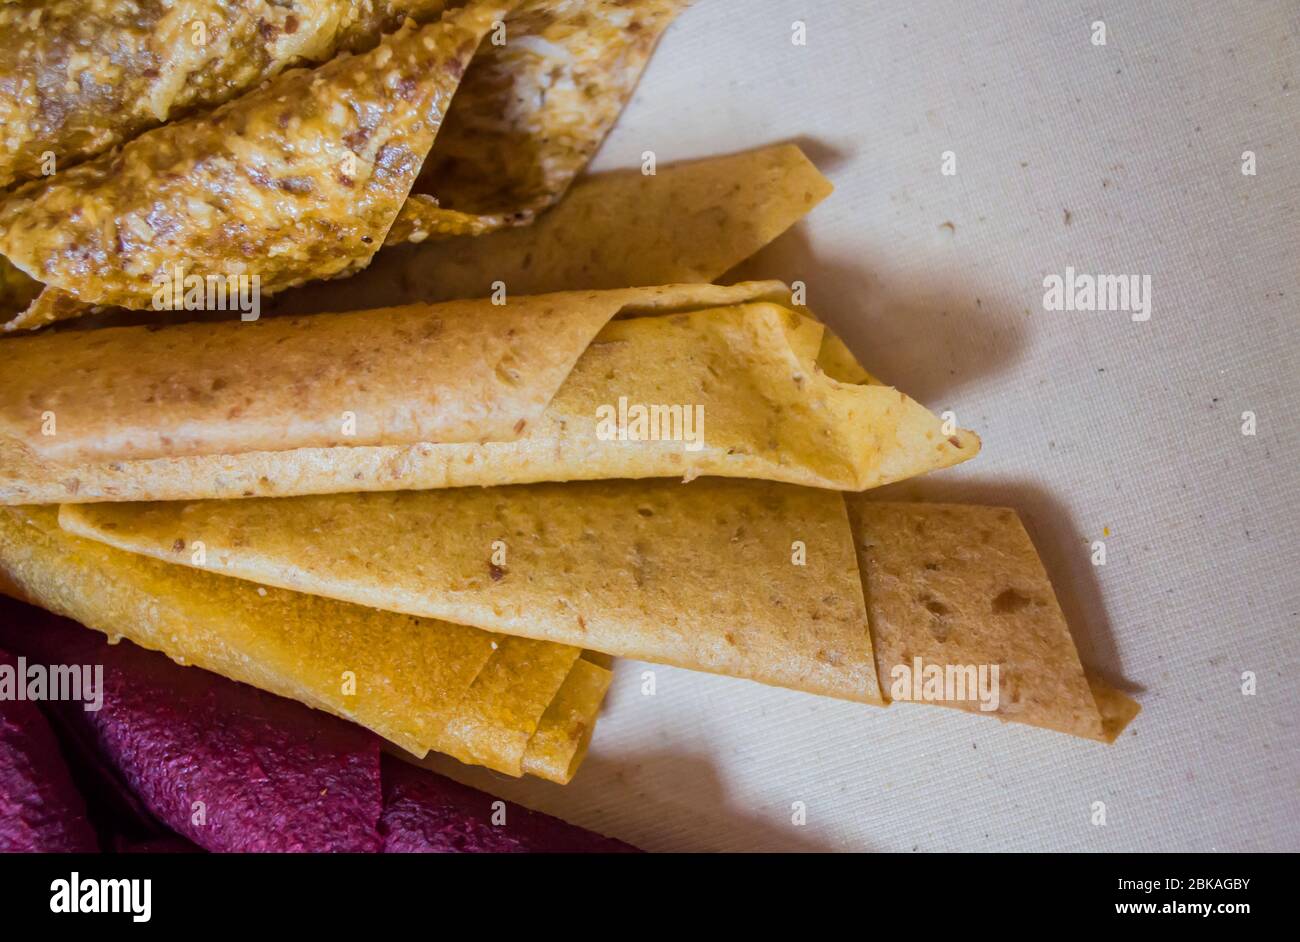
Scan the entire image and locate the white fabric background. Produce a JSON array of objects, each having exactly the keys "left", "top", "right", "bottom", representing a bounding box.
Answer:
[{"left": 422, "top": 0, "right": 1299, "bottom": 851}]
